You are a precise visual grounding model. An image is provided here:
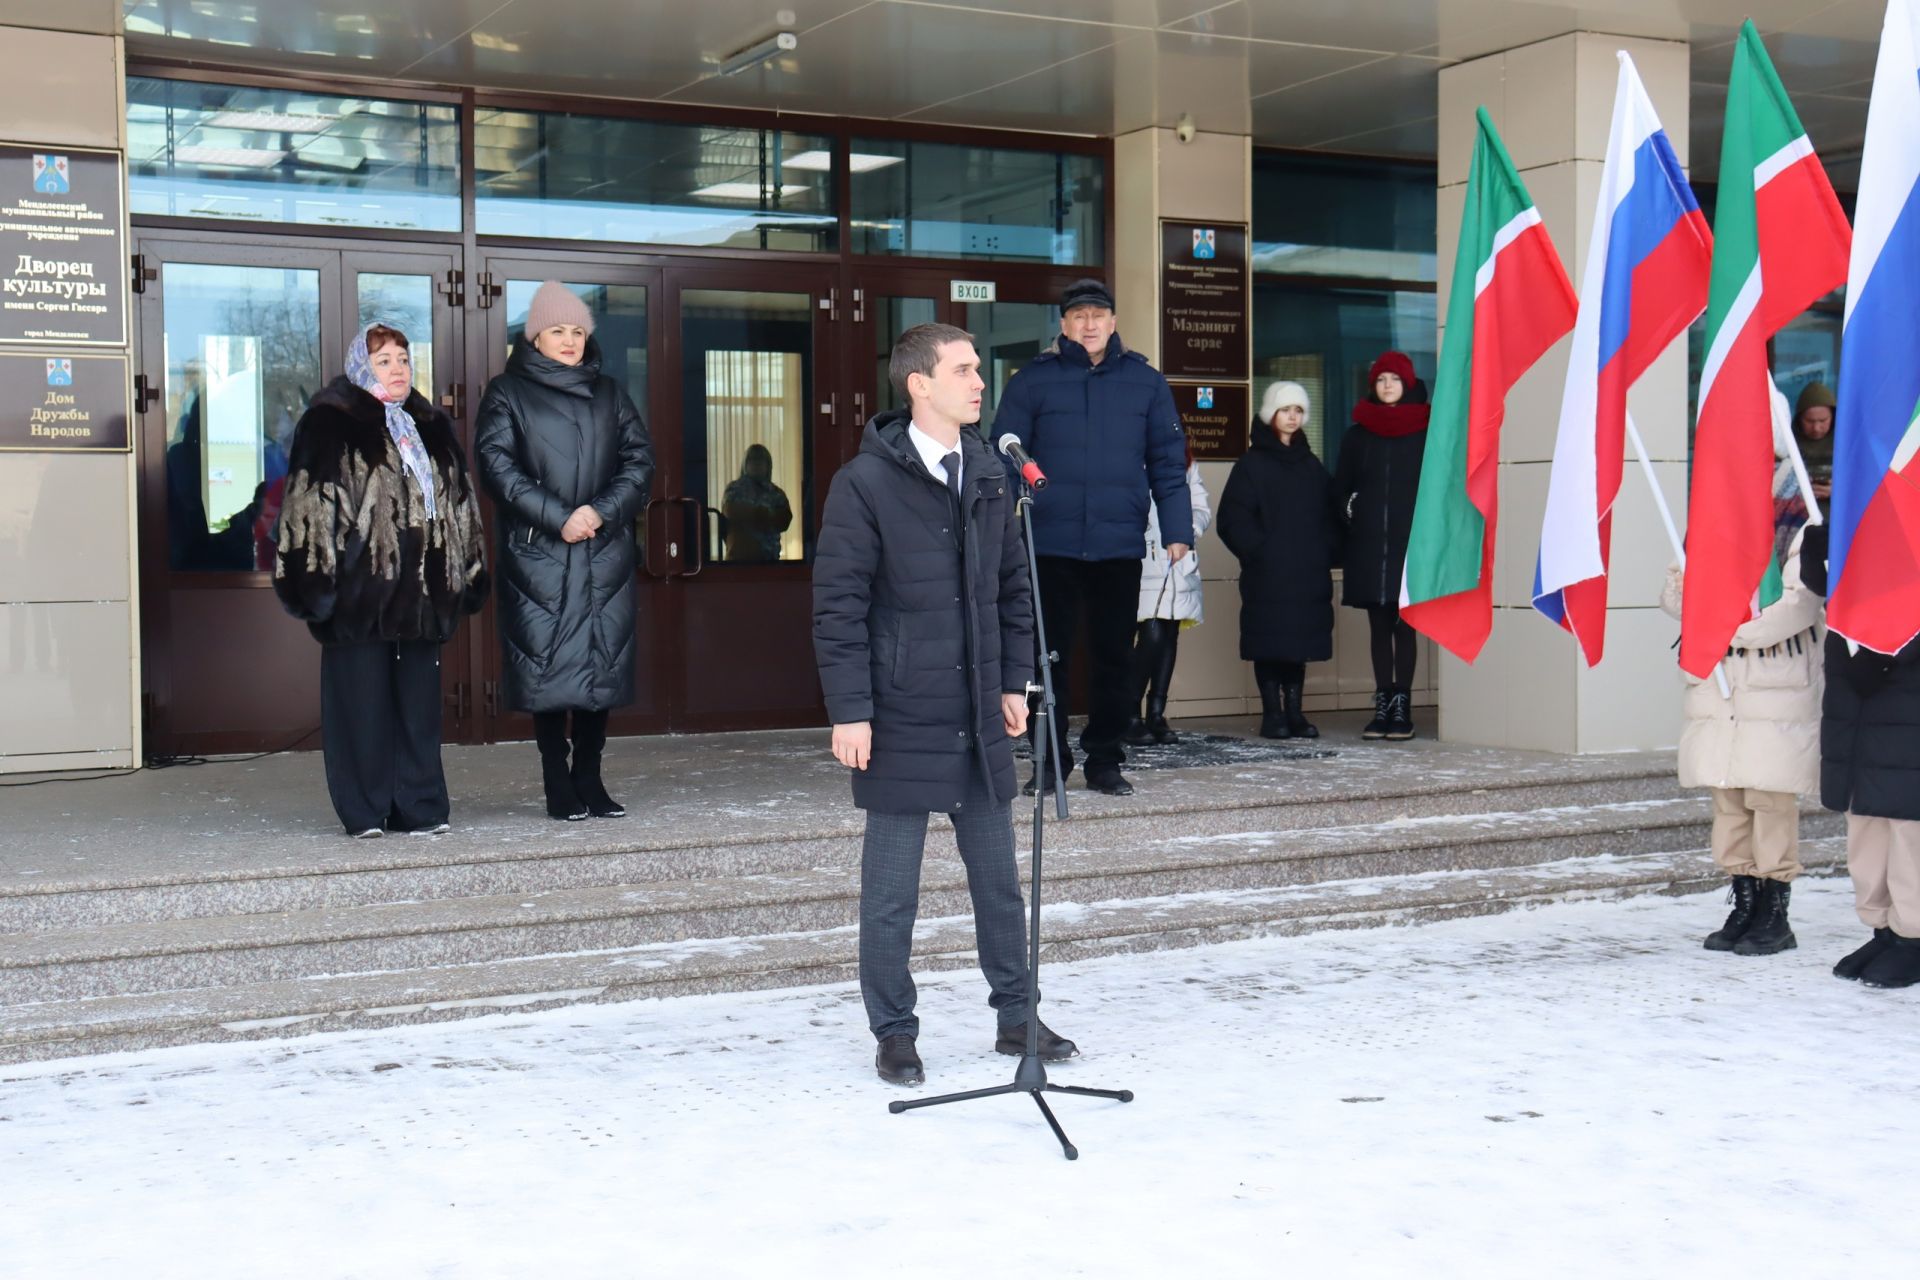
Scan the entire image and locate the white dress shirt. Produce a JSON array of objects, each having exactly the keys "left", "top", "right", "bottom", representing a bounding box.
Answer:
[{"left": 905, "top": 421, "right": 962, "bottom": 488}]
